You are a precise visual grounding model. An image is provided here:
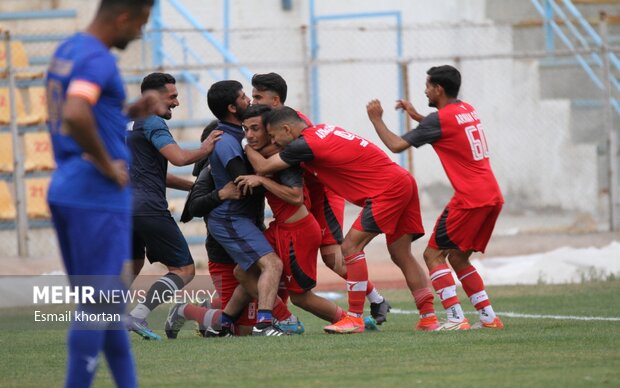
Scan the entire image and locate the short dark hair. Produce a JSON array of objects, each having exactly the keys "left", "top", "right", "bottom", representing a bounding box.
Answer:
[
  {"left": 264, "top": 106, "right": 304, "bottom": 128},
  {"left": 99, "top": 0, "right": 154, "bottom": 12},
  {"left": 242, "top": 104, "right": 272, "bottom": 127},
  {"left": 200, "top": 120, "right": 220, "bottom": 142},
  {"left": 427, "top": 65, "right": 461, "bottom": 98},
  {"left": 207, "top": 80, "right": 243, "bottom": 121},
  {"left": 251, "top": 73, "right": 287, "bottom": 103},
  {"left": 140, "top": 72, "right": 176, "bottom": 93}
]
